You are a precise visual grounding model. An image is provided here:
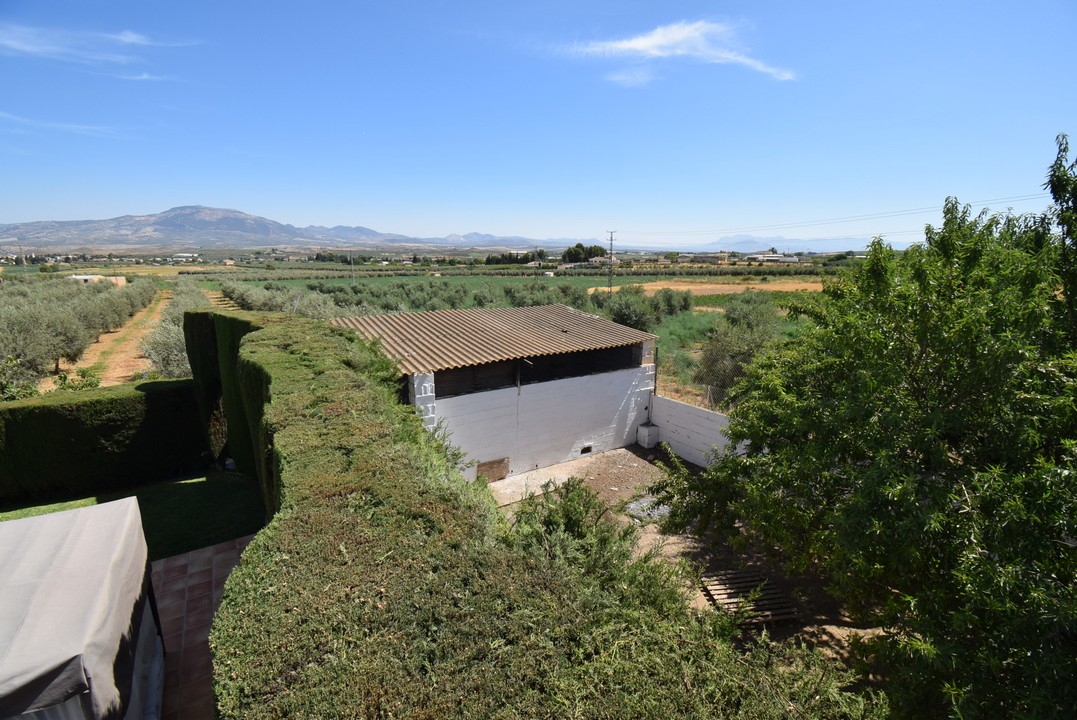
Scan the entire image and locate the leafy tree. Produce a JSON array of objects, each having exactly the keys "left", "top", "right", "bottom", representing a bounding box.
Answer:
[
  {"left": 43, "top": 311, "right": 91, "bottom": 372},
  {"left": 692, "top": 292, "right": 780, "bottom": 408},
  {"left": 656, "top": 139, "right": 1077, "bottom": 717},
  {"left": 606, "top": 292, "right": 657, "bottom": 331},
  {"left": 561, "top": 242, "right": 606, "bottom": 263}
]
